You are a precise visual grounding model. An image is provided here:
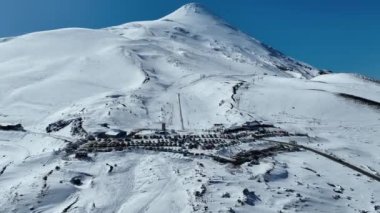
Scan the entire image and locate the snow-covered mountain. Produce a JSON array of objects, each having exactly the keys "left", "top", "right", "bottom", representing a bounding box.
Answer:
[
  {"left": 0, "top": 3, "right": 325, "bottom": 132},
  {"left": 0, "top": 3, "right": 379, "bottom": 213}
]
